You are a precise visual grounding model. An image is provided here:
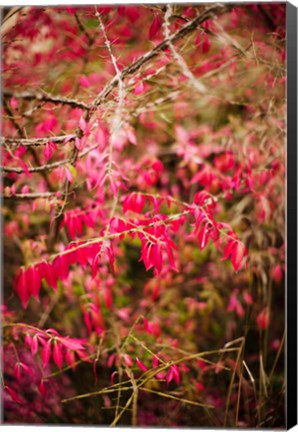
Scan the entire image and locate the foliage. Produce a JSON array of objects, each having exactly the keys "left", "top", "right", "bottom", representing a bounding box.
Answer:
[{"left": 1, "top": 3, "right": 285, "bottom": 427}]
